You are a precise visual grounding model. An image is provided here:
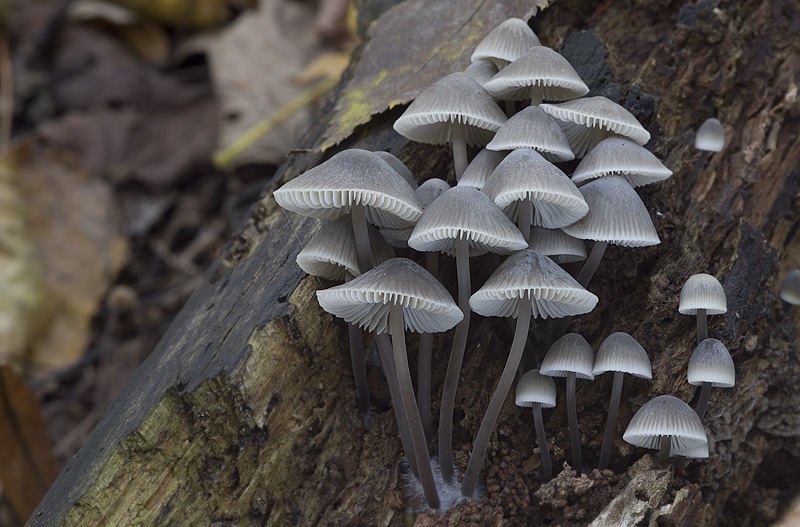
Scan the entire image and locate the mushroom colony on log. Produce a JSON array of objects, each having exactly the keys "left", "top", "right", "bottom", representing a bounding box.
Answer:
[{"left": 273, "top": 12, "right": 740, "bottom": 514}]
